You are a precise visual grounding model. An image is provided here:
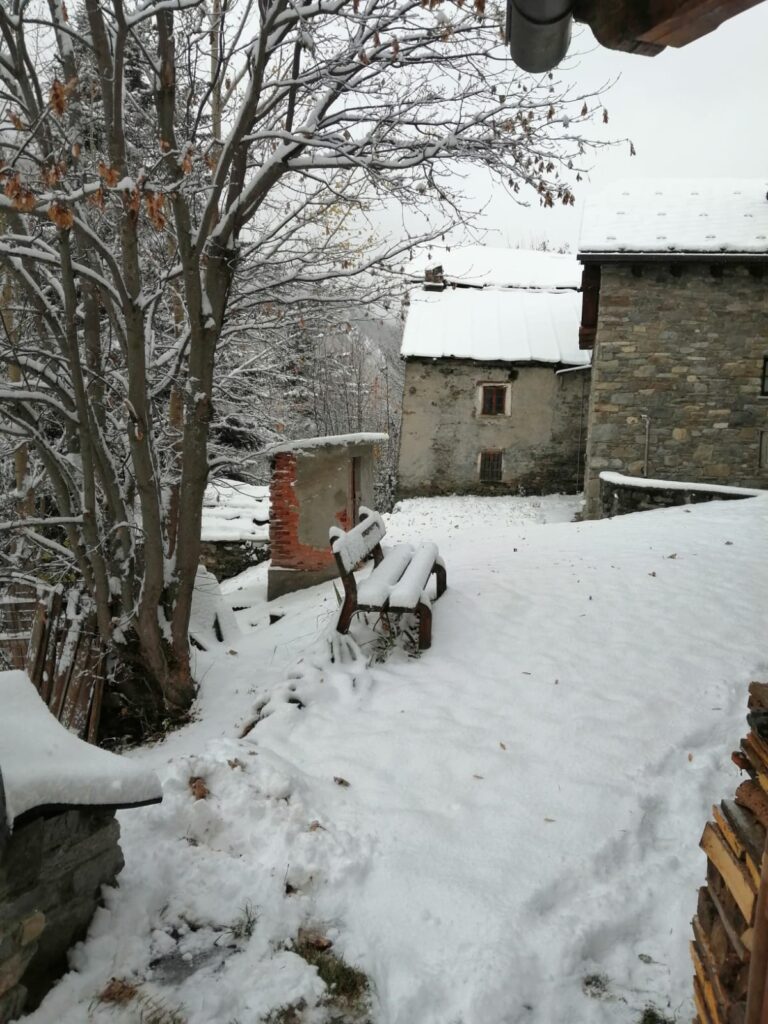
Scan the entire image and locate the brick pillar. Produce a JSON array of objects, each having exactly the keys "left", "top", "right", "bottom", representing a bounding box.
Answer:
[{"left": 268, "top": 453, "right": 334, "bottom": 577}]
